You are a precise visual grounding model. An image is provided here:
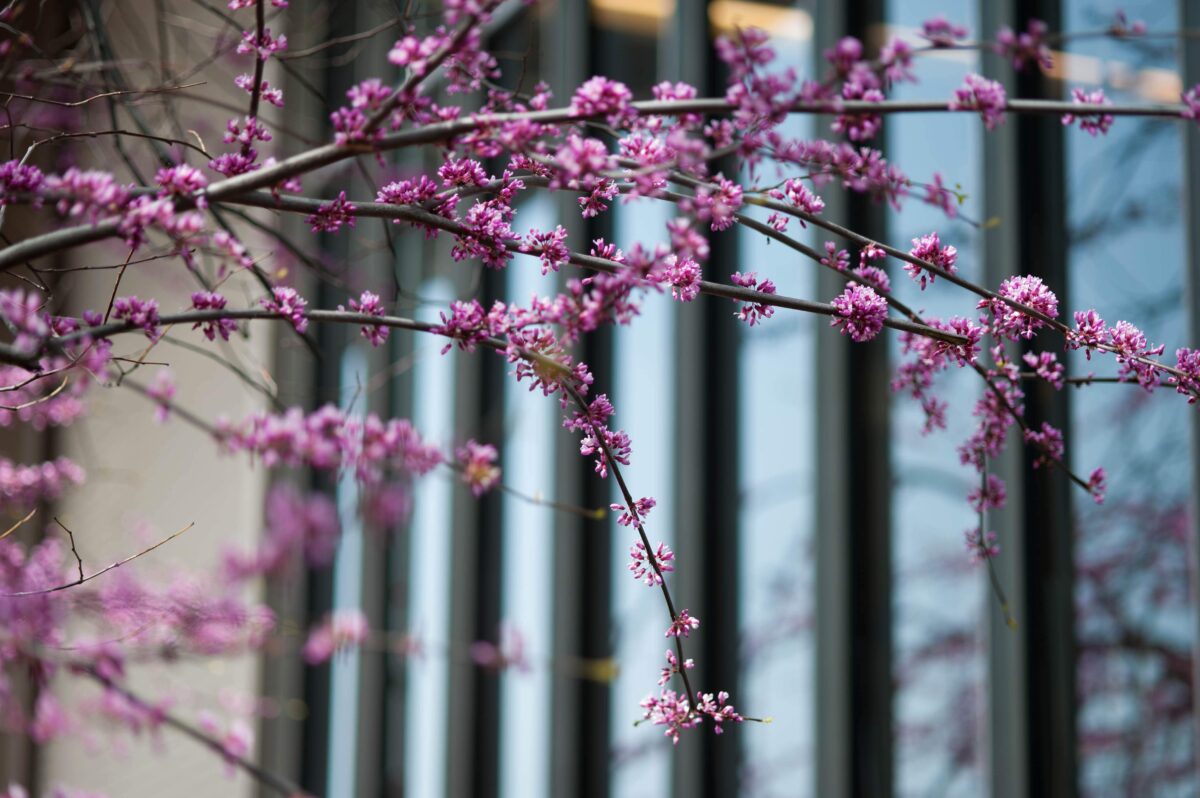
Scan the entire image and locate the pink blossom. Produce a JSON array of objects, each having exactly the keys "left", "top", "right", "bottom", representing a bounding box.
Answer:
[
  {"left": 968, "top": 474, "right": 1007, "bottom": 512},
  {"left": 570, "top": 76, "right": 634, "bottom": 125},
  {"left": 830, "top": 282, "right": 887, "bottom": 342},
  {"left": 980, "top": 274, "right": 1059, "bottom": 340},
  {"left": 906, "top": 232, "right": 957, "bottom": 289},
  {"left": 0, "top": 456, "right": 85, "bottom": 511},
  {"left": 469, "top": 623, "right": 530, "bottom": 673},
  {"left": 147, "top": 370, "right": 175, "bottom": 424},
  {"left": 223, "top": 485, "right": 340, "bottom": 582},
  {"left": 1170, "top": 348, "right": 1200, "bottom": 403},
  {"left": 1087, "top": 467, "right": 1107, "bottom": 504},
  {"left": 639, "top": 689, "right": 699, "bottom": 744},
  {"left": 995, "top": 19, "right": 1052, "bottom": 71},
  {"left": 261, "top": 286, "right": 308, "bottom": 333},
  {"left": 921, "top": 15, "right": 969, "bottom": 46},
  {"left": 455, "top": 439, "right": 500, "bottom": 496},
  {"left": 923, "top": 172, "right": 958, "bottom": 218},
  {"left": 1107, "top": 320, "right": 1165, "bottom": 390},
  {"left": 628, "top": 539, "right": 674, "bottom": 587},
  {"left": 303, "top": 609, "right": 369, "bottom": 665},
  {"left": 0, "top": 288, "right": 48, "bottom": 353},
  {"left": 111, "top": 296, "right": 161, "bottom": 339},
  {"left": 950, "top": 73, "right": 1007, "bottom": 130},
  {"left": 1023, "top": 351, "right": 1065, "bottom": 390},
  {"left": 522, "top": 225, "right": 570, "bottom": 275},
  {"left": 237, "top": 28, "right": 287, "bottom": 59},
  {"left": 347, "top": 290, "right": 388, "bottom": 347},
  {"left": 307, "top": 191, "right": 356, "bottom": 234},
  {"left": 1182, "top": 84, "right": 1200, "bottom": 125},
  {"left": 657, "top": 649, "right": 694, "bottom": 686},
  {"left": 686, "top": 174, "right": 742, "bottom": 232},
  {"left": 0, "top": 160, "right": 44, "bottom": 205},
  {"left": 729, "top": 271, "right": 776, "bottom": 326},
  {"left": 1069, "top": 309, "right": 1106, "bottom": 356},
  {"left": 190, "top": 292, "right": 238, "bottom": 341},
  {"left": 964, "top": 528, "right": 1000, "bottom": 562},
  {"left": 659, "top": 254, "right": 702, "bottom": 302},
  {"left": 1062, "top": 88, "right": 1114, "bottom": 136},
  {"left": 666, "top": 608, "right": 700, "bottom": 638}
]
